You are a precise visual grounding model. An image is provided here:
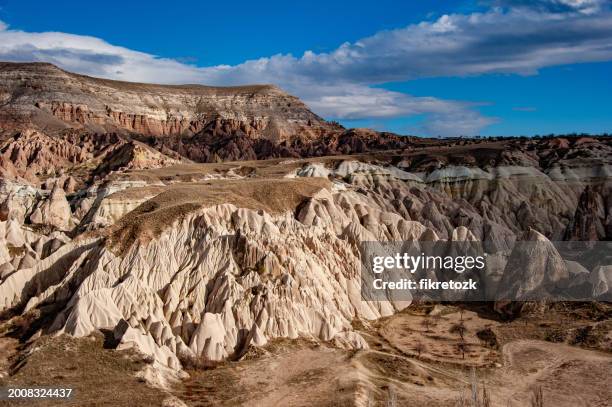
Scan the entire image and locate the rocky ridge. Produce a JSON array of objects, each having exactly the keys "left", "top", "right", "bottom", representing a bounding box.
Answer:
[
  {"left": 0, "top": 136, "right": 610, "bottom": 377},
  {"left": 0, "top": 62, "right": 414, "bottom": 176},
  {"left": 0, "top": 63, "right": 610, "bottom": 390},
  {"left": 0, "top": 62, "right": 327, "bottom": 138}
]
